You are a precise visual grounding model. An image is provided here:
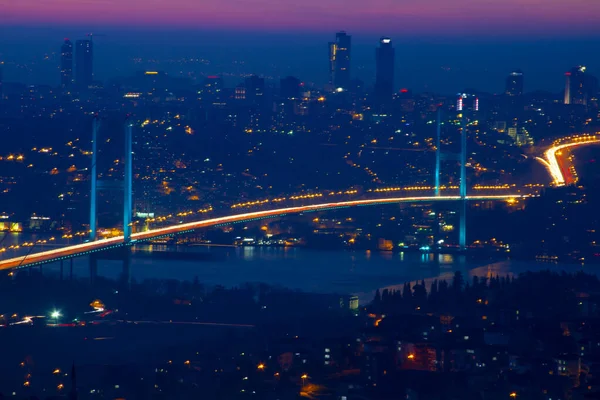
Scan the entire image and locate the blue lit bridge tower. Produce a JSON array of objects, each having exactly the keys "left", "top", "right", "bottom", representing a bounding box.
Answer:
[
  {"left": 434, "top": 95, "right": 475, "bottom": 251},
  {"left": 88, "top": 116, "right": 134, "bottom": 285},
  {"left": 89, "top": 116, "right": 134, "bottom": 243}
]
